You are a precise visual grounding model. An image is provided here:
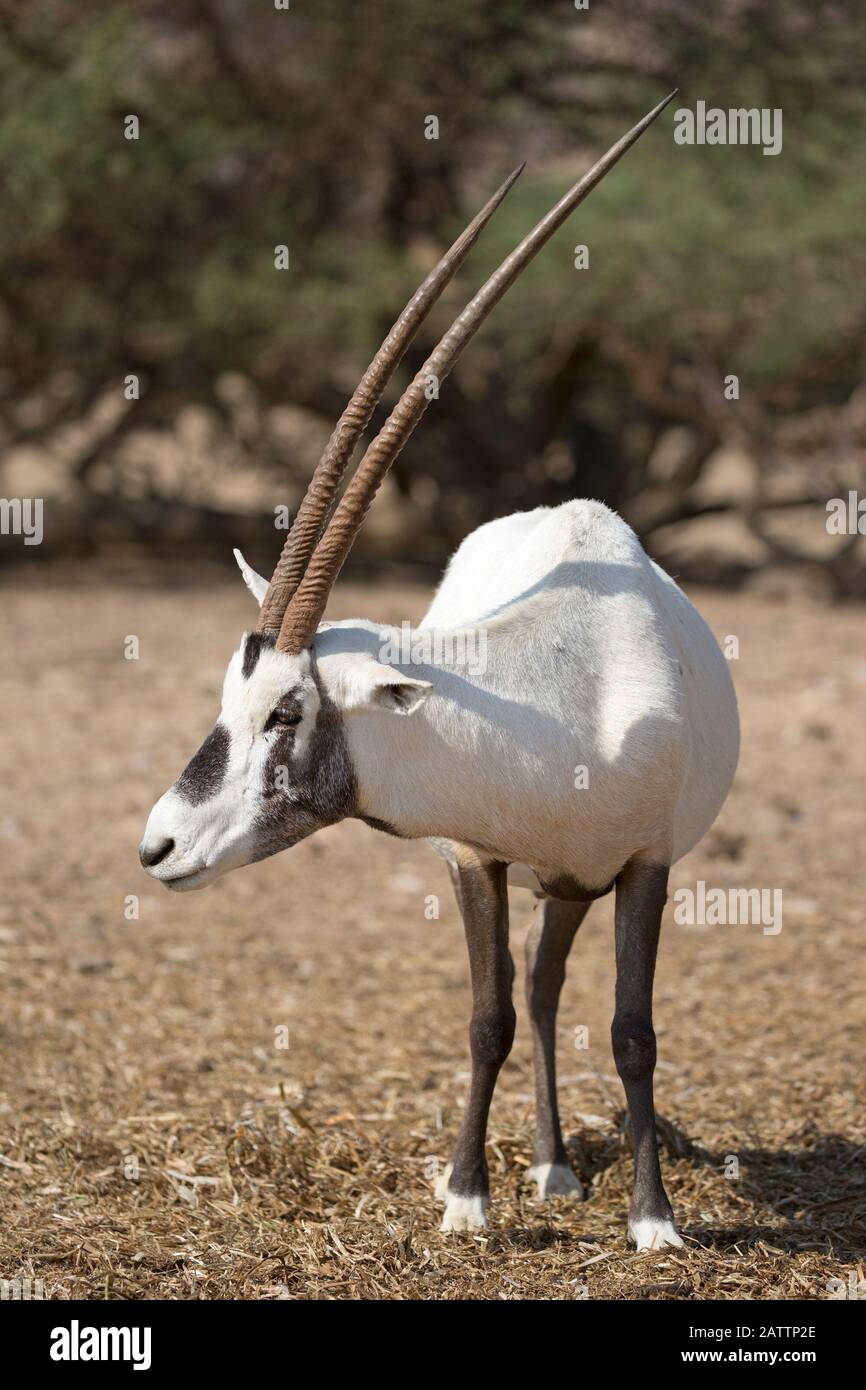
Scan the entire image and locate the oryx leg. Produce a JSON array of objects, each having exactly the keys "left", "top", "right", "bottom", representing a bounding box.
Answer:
[
  {"left": 437, "top": 848, "right": 514, "bottom": 1232},
  {"left": 612, "top": 858, "right": 683, "bottom": 1251},
  {"left": 524, "top": 897, "right": 589, "bottom": 1199}
]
